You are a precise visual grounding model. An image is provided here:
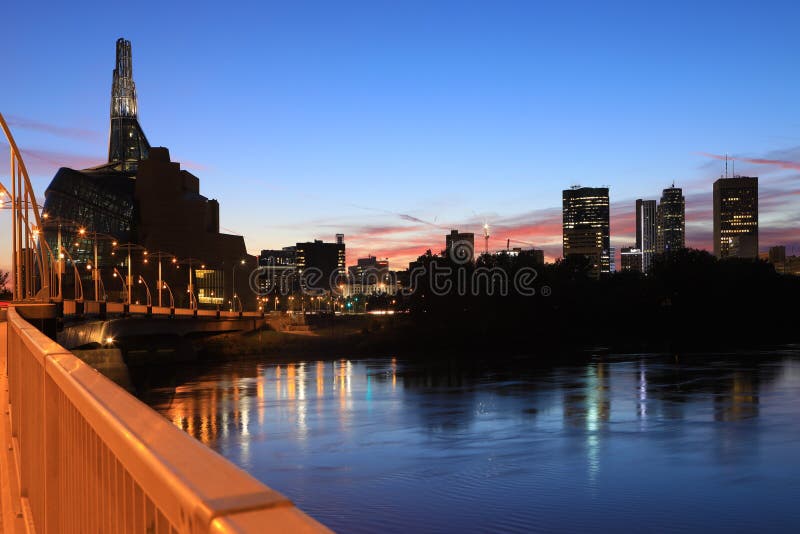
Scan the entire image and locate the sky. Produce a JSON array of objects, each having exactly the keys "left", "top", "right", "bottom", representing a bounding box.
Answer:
[{"left": 1, "top": 0, "right": 800, "bottom": 271}]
